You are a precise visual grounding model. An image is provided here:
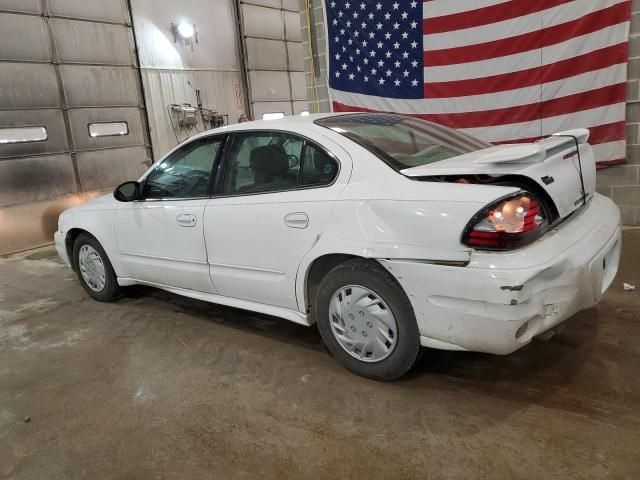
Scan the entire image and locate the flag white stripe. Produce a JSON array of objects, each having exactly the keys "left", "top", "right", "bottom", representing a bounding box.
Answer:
[
  {"left": 331, "top": 65, "right": 623, "bottom": 114},
  {"left": 458, "top": 103, "right": 626, "bottom": 142},
  {"left": 423, "top": 23, "right": 628, "bottom": 82},
  {"left": 591, "top": 141, "right": 627, "bottom": 162},
  {"left": 423, "top": 0, "right": 625, "bottom": 50},
  {"left": 423, "top": 0, "right": 508, "bottom": 19}
]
